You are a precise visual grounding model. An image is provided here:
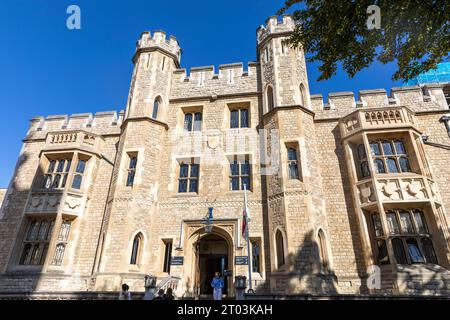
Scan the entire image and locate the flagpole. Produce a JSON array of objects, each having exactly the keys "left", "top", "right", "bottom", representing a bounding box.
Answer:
[{"left": 244, "top": 184, "right": 252, "bottom": 292}]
